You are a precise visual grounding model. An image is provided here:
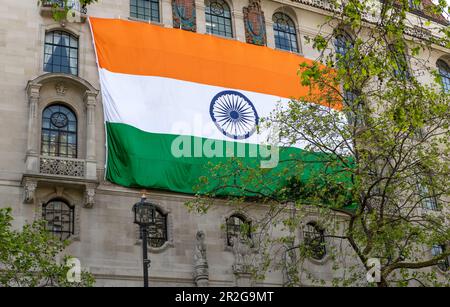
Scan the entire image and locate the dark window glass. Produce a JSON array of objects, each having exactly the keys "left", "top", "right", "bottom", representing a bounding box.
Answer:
[
  {"left": 417, "top": 181, "right": 438, "bottom": 211},
  {"left": 42, "top": 199, "right": 74, "bottom": 240},
  {"left": 226, "top": 214, "right": 251, "bottom": 246},
  {"left": 140, "top": 208, "right": 168, "bottom": 248},
  {"left": 41, "top": 104, "right": 77, "bottom": 158},
  {"left": 432, "top": 245, "right": 449, "bottom": 272},
  {"left": 205, "top": 0, "right": 233, "bottom": 38},
  {"left": 437, "top": 60, "right": 450, "bottom": 93},
  {"left": 273, "top": 12, "right": 298, "bottom": 53},
  {"left": 388, "top": 43, "right": 410, "bottom": 79},
  {"left": 334, "top": 32, "right": 353, "bottom": 61},
  {"left": 130, "top": 0, "right": 160, "bottom": 22},
  {"left": 303, "top": 222, "right": 326, "bottom": 260},
  {"left": 44, "top": 31, "right": 78, "bottom": 75}
]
